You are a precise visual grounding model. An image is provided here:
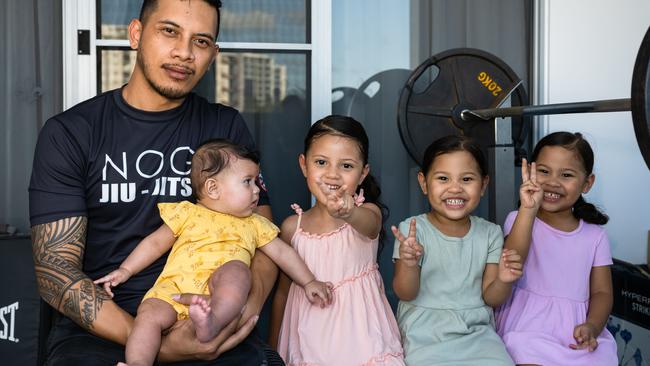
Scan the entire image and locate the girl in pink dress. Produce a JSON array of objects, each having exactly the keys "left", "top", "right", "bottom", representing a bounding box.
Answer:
[
  {"left": 269, "top": 115, "right": 405, "bottom": 366},
  {"left": 497, "top": 131, "right": 618, "bottom": 365}
]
